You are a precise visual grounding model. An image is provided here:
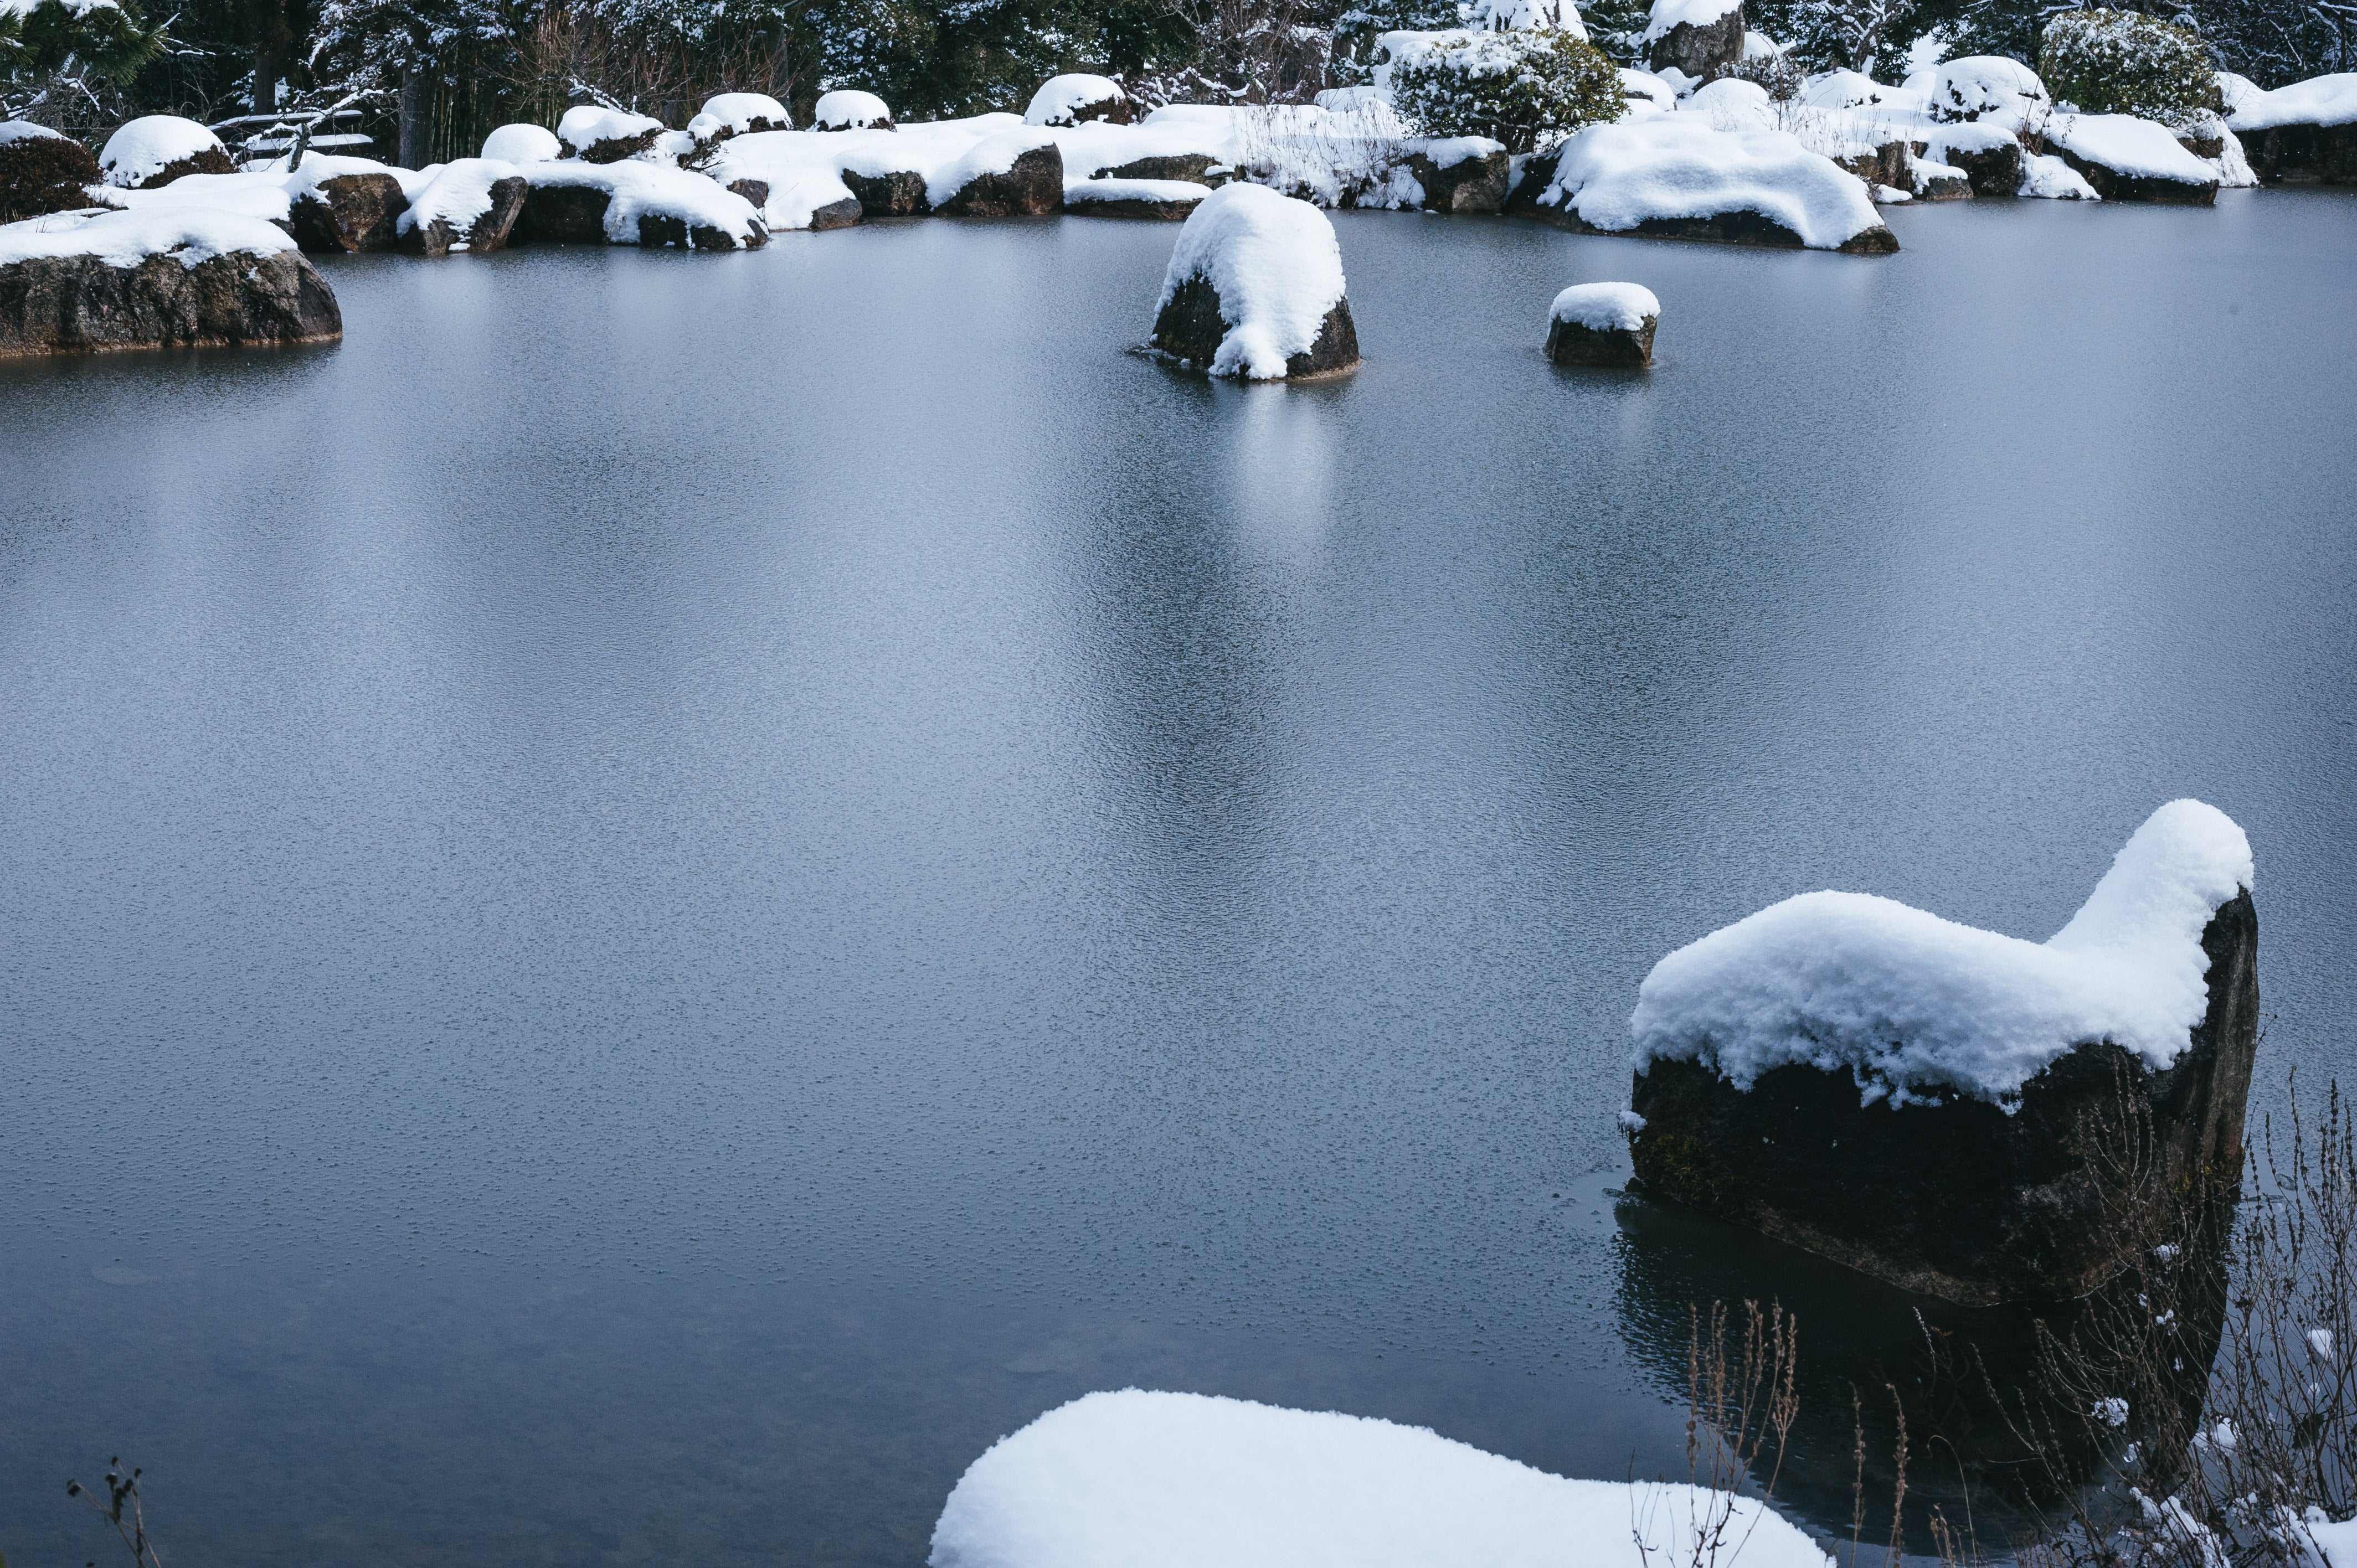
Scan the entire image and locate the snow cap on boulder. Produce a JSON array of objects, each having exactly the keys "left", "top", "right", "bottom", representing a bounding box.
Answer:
[
  {"left": 1927, "top": 56, "right": 2050, "bottom": 126},
  {"left": 1550, "top": 281, "right": 1659, "bottom": 330},
  {"left": 1643, "top": 0, "right": 1738, "bottom": 42},
  {"left": 1024, "top": 73, "right": 1131, "bottom": 126},
  {"left": 557, "top": 105, "right": 667, "bottom": 161},
  {"left": 1152, "top": 181, "right": 1356, "bottom": 380},
  {"left": 482, "top": 122, "right": 562, "bottom": 163},
  {"left": 100, "top": 115, "right": 232, "bottom": 188},
  {"left": 814, "top": 90, "right": 894, "bottom": 131},
  {"left": 694, "top": 92, "right": 792, "bottom": 137}
]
